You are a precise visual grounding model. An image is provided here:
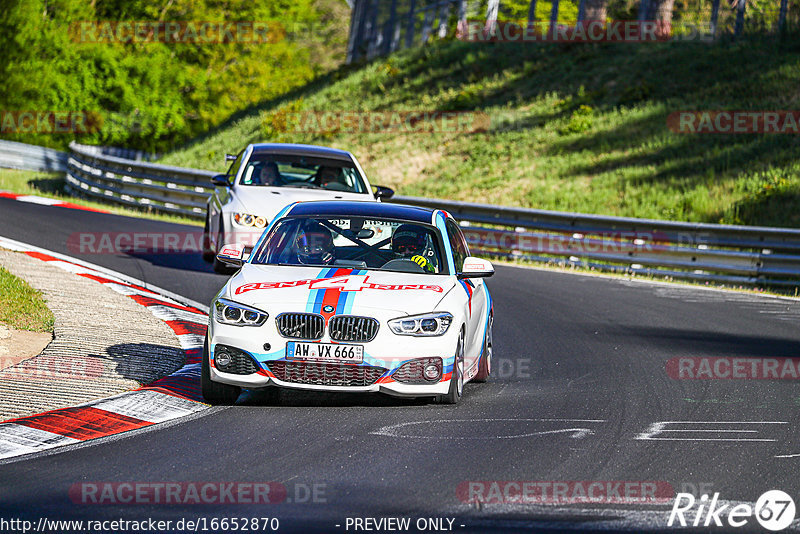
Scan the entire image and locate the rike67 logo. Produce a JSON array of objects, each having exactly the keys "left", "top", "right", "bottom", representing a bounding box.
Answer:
[{"left": 668, "top": 490, "right": 796, "bottom": 531}]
